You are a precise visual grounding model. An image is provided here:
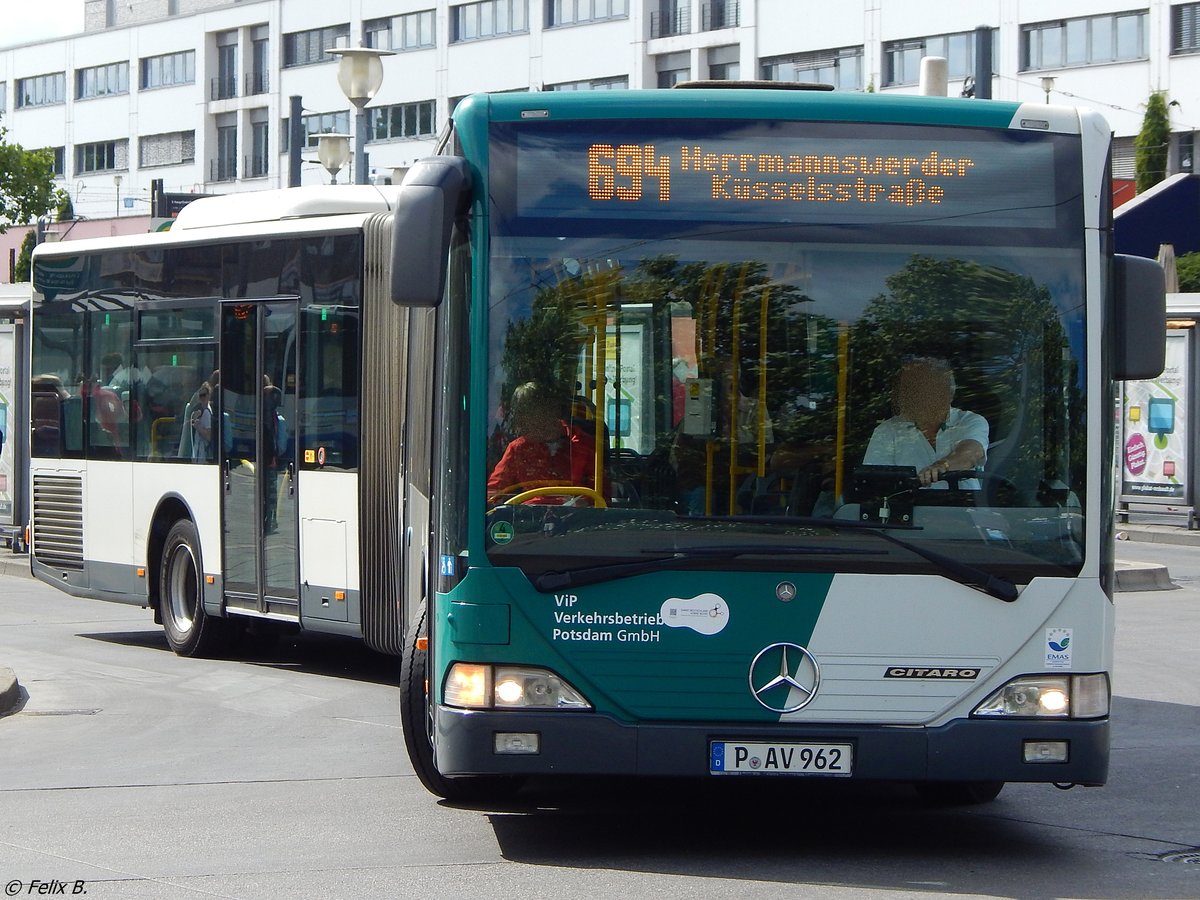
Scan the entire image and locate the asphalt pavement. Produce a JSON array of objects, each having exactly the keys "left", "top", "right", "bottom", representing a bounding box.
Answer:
[{"left": 1, "top": 522, "right": 1195, "bottom": 717}]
